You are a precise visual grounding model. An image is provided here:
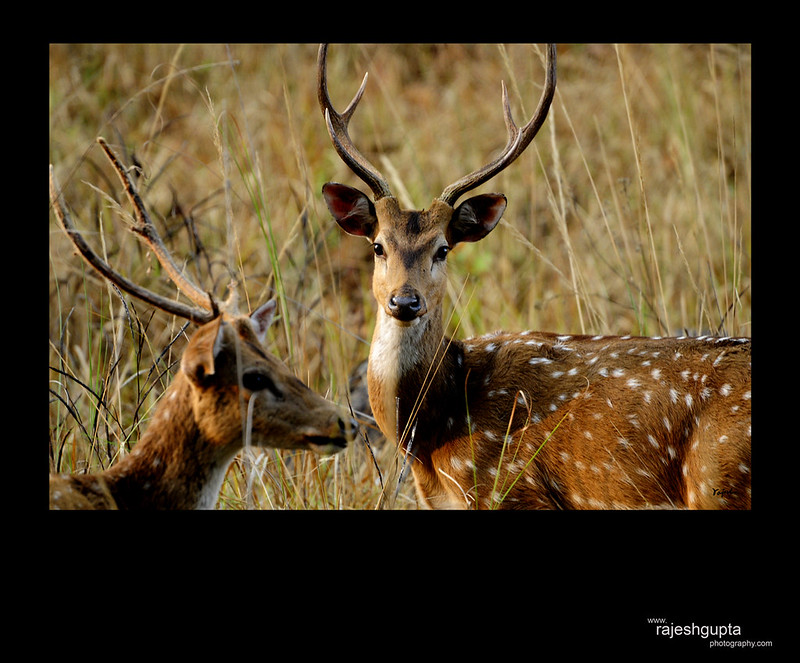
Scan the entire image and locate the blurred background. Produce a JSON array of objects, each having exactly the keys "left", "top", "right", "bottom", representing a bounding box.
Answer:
[{"left": 48, "top": 44, "right": 751, "bottom": 509}]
